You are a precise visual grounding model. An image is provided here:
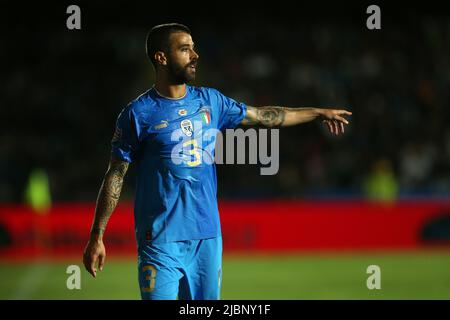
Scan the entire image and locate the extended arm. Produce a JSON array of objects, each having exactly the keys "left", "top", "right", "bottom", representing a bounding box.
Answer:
[
  {"left": 241, "top": 106, "right": 352, "bottom": 134},
  {"left": 83, "top": 156, "right": 129, "bottom": 277}
]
